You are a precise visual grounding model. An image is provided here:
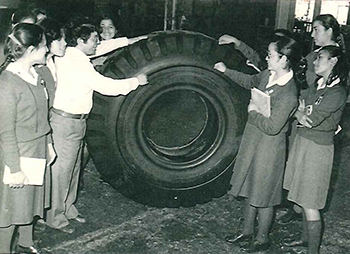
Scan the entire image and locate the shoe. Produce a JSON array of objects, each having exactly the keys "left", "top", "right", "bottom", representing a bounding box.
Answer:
[
  {"left": 283, "top": 238, "right": 308, "bottom": 247},
  {"left": 71, "top": 214, "right": 86, "bottom": 223},
  {"left": 242, "top": 240, "right": 271, "bottom": 253},
  {"left": 57, "top": 224, "right": 75, "bottom": 234},
  {"left": 276, "top": 208, "right": 302, "bottom": 225},
  {"left": 225, "top": 233, "right": 253, "bottom": 246},
  {"left": 34, "top": 219, "right": 46, "bottom": 232},
  {"left": 16, "top": 244, "right": 41, "bottom": 254}
]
